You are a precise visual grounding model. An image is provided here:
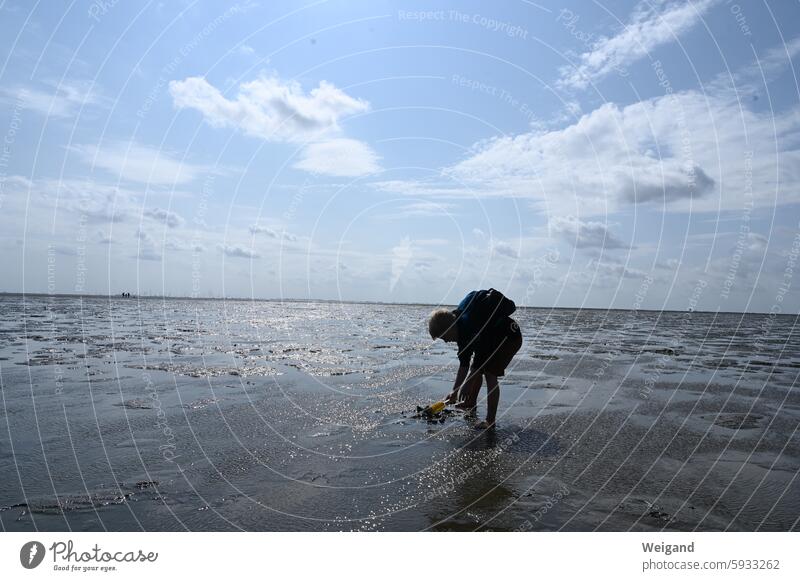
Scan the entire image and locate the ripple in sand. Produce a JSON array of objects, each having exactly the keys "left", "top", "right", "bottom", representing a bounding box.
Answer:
[
  {"left": 1, "top": 481, "right": 161, "bottom": 517},
  {"left": 184, "top": 397, "right": 221, "bottom": 410},
  {"left": 126, "top": 362, "right": 280, "bottom": 378},
  {"left": 708, "top": 413, "right": 764, "bottom": 430},
  {"left": 114, "top": 398, "right": 154, "bottom": 410}
]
